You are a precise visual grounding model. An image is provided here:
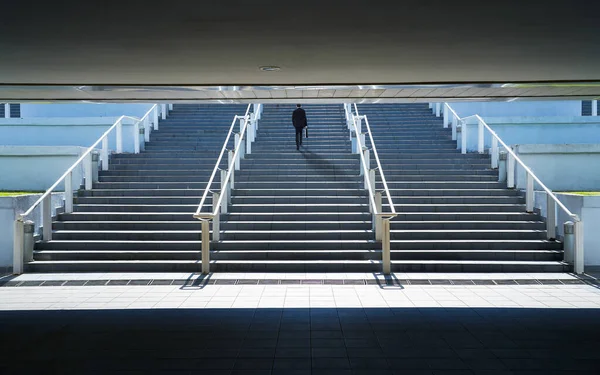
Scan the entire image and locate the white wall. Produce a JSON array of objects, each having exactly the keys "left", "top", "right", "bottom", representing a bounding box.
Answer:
[
  {"left": 513, "top": 144, "right": 600, "bottom": 191},
  {"left": 534, "top": 192, "right": 600, "bottom": 266},
  {"left": 0, "top": 193, "right": 64, "bottom": 269},
  {"left": 20, "top": 103, "right": 154, "bottom": 118},
  {"left": 0, "top": 117, "right": 143, "bottom": 153},
  {"left": 449, "top": 101, "right": 582, "bottom": 118},
  {"left": 459, "top": 116, "right": 600, "bottom": 152},
  {"left": 0, "top": 146, "right": 88, "bottom": 191}
]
